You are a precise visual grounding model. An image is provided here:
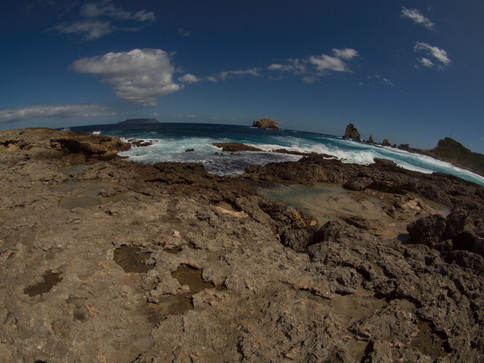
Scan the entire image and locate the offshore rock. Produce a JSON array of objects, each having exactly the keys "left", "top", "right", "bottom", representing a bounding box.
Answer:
[
  {"left": 252, "top": 117, "right": 279, "bottom": 130},
  {"left": 343, "top": 123, "right": 361, "bottom": 141}
]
